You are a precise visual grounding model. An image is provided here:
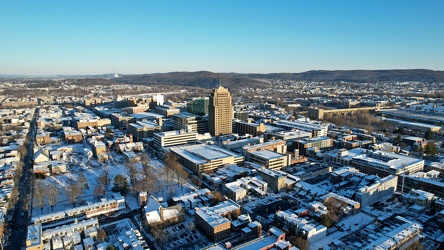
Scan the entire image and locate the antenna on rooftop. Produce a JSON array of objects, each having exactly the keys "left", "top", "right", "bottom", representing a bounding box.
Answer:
[{"left": 219, "top": 77, "right": 222, "bottom": 87}]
